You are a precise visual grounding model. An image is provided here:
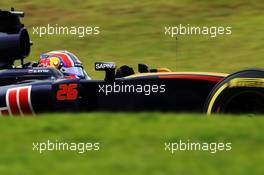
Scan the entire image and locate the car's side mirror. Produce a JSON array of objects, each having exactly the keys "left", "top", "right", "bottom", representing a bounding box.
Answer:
[
  {"left": 95, "top": 62, "right": 116, "bottom": 82},
  {"left": 138, "top": 63, "right": 149, "bottom": 73}
]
